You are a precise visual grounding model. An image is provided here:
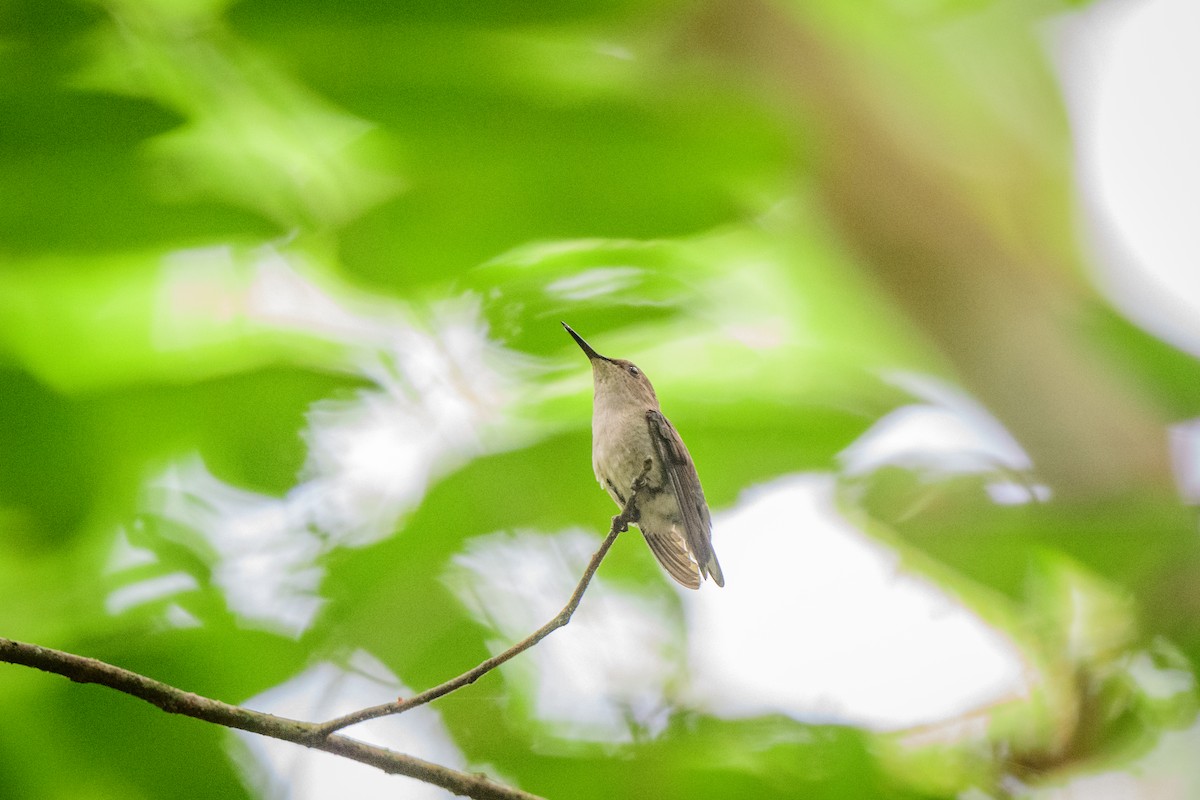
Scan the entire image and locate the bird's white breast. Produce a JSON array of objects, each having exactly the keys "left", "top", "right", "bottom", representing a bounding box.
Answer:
[{"left": 592, "top": 403, "right": 655, "bottom": 506}]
